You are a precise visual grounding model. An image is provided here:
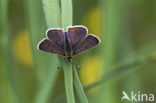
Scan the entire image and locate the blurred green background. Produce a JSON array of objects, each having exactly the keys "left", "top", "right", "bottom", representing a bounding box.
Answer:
[{"left": 0, "top": 0, "right": 156, "bottom": 103}]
